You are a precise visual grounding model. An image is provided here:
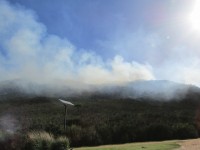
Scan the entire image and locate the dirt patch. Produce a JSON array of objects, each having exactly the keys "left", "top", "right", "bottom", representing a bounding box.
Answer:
[{"left": 177, "top": 139, "right": 200, "bottom": 150}]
